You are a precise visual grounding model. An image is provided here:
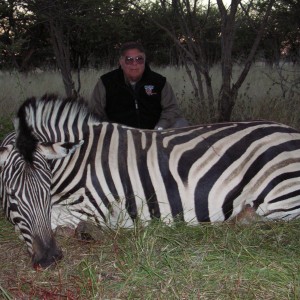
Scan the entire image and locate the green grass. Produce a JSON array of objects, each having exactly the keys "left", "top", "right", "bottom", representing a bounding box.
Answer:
[
  {"left": 0, "top": 117, "right": 14, "bottom": 140},
  {"left": 0, "top": 213, "right": 299, "bottom": 299}
]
